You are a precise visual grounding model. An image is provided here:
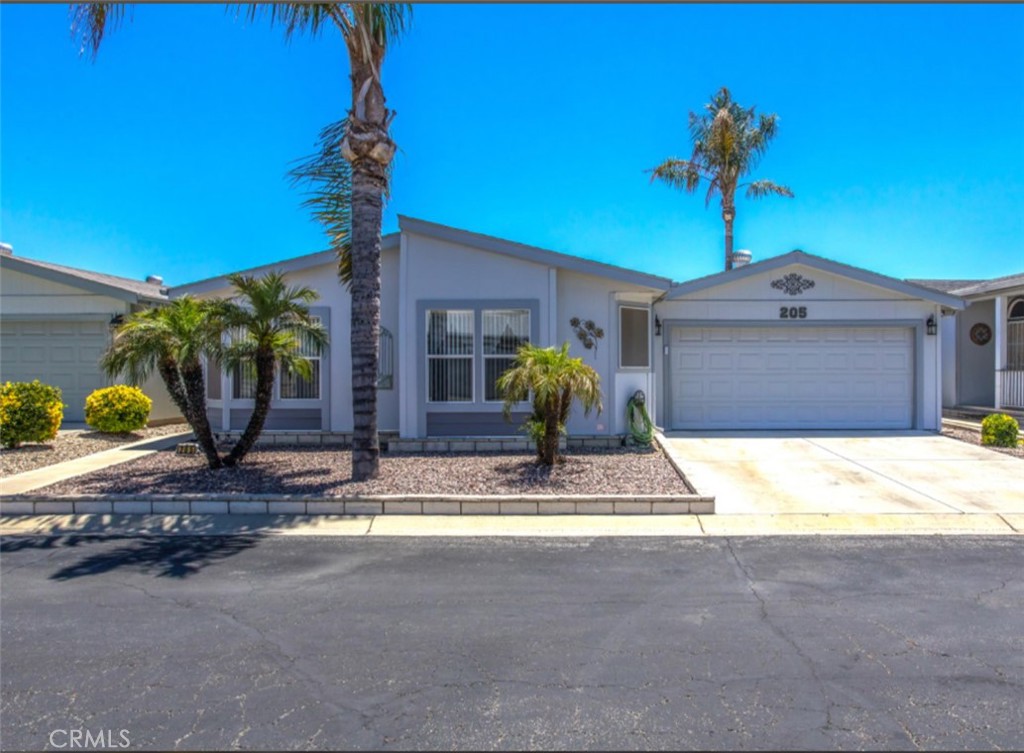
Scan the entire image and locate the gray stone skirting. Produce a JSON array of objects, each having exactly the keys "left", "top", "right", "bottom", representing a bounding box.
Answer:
[
  {"left": 0, "top": 494, "right": 714, "bottom": 516},
  {"left": 213, "top": 431, "right": 625, "bottom": 453}
]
